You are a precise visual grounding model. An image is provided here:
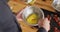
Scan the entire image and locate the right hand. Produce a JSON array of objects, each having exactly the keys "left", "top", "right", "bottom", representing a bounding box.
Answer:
[{"left": 38, "top": 18, "right": 50, "bottom": 32}]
